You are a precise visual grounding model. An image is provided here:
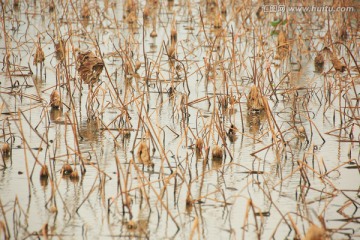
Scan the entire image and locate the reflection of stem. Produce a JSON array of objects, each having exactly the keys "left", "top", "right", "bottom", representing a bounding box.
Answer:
[{"left": 1, "top": 1, "right": 13, "bottom": 87}]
